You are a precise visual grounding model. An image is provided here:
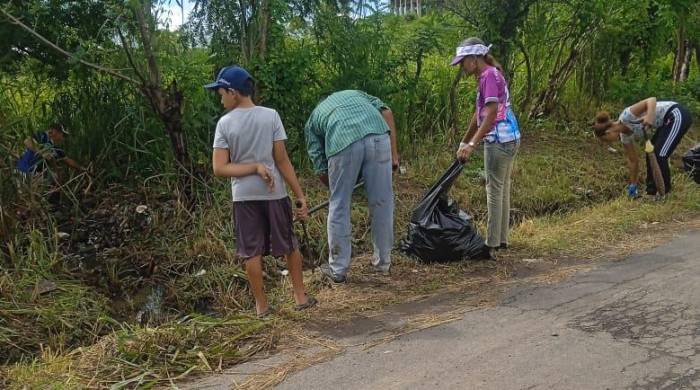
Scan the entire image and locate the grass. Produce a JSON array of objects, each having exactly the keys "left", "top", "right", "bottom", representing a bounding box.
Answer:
[
  {"left": 1, "top": 121, "right": 699, "bottom": 388},
  {"left": 3, "top": 315, "right": 272, "bottom": 389},
  {"left": 512, "top": 174, "right": 700, "bottom": 258}
]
